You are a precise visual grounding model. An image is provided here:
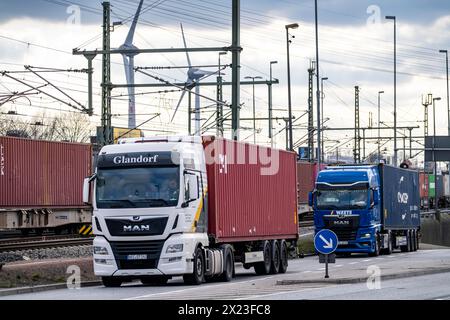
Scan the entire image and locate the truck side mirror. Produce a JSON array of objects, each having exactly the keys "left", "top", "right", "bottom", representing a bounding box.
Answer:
[
  {"left": 372, "top": 190, "right": 379, "bottom": 206},
  {"left": 83, "top": 177, "right": 90, "bottom": 204},
  {"left": 189, "top": 175, "right": 200, "bottom": 201},
  {"left": 308, "top": 191, "right": 314, "bottom": 207}
]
